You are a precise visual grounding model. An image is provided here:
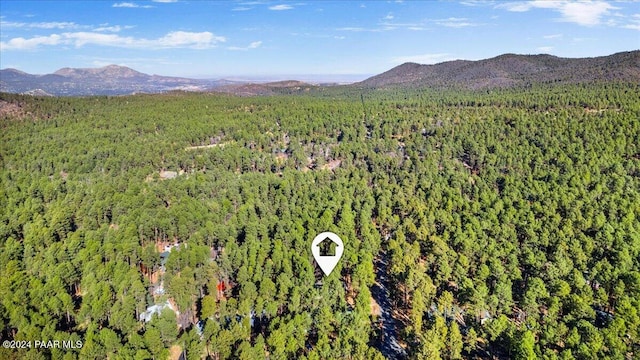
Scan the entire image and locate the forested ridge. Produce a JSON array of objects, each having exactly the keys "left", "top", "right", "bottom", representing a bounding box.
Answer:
[
  {"left": 1, "top": 83, "right": 639, "bottom": 359},
  {"left": 358, "top": 50, "right": 640, "bottom": 90}
]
